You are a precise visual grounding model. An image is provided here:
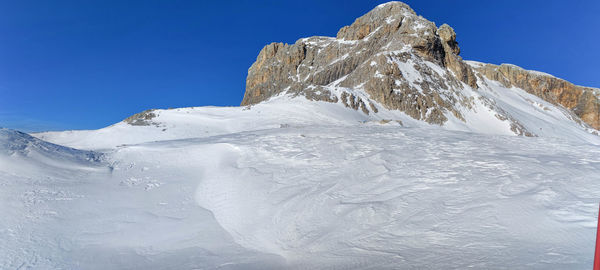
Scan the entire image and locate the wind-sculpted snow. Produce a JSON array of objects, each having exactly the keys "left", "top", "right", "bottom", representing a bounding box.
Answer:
[
  {"left": 195, "top": 126, "right": 600, "bottom": 269},
  {"left": 0, "top": 128, "right": 285, "bottom": 269},
  {"left": 2, "top": 124, "right": 600, "bottom": 269}
]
